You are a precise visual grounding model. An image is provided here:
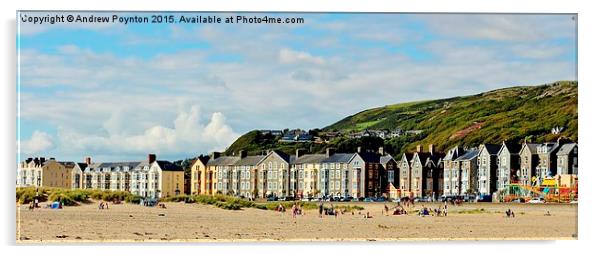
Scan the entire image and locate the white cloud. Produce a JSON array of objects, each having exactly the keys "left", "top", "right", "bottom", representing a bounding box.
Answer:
[
  {"left": 279, "top": 48, "right": 325, "bottom": 65},
  {"left": 57, "top": 106, "right": 239, "bottom": 159},
  {"left": 20, "top": 131, "right": 54, "bottom": 155},
  {"left": 18, "top": 14, "right": 577, "bottom": 161},
  {"left": 419, "top": 14, "right": 576, "bottom": 42}
]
